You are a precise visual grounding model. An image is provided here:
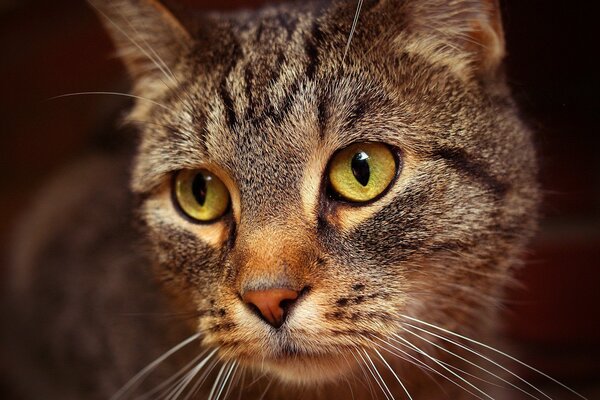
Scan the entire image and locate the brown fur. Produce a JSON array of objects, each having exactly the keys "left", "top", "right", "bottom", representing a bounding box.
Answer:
[{"left": 3, "top": 0, "right": 539, "bottom": 398}]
